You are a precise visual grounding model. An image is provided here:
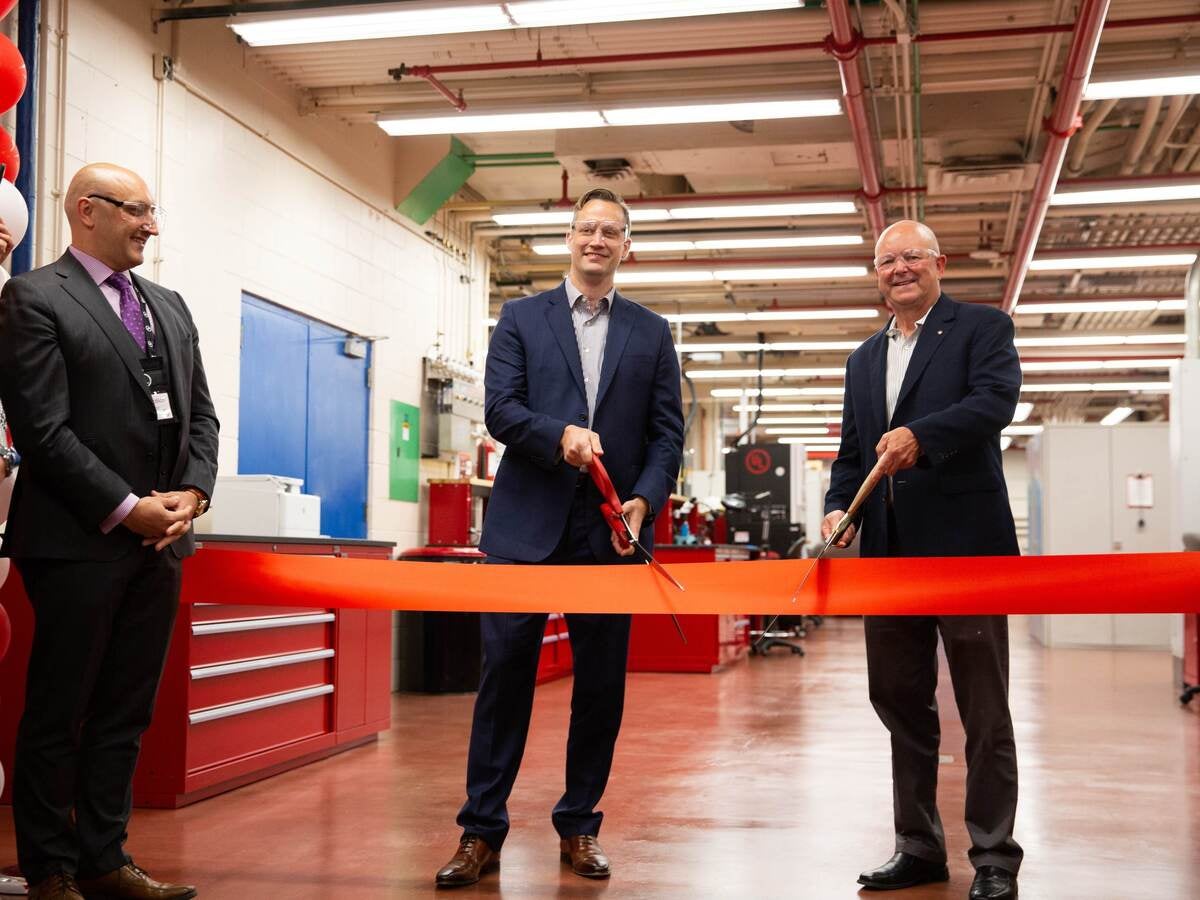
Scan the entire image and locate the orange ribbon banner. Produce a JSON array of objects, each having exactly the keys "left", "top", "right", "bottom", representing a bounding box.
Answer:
[{"left": 183, "top": 549, "right": 1200, "bottom": 615}]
